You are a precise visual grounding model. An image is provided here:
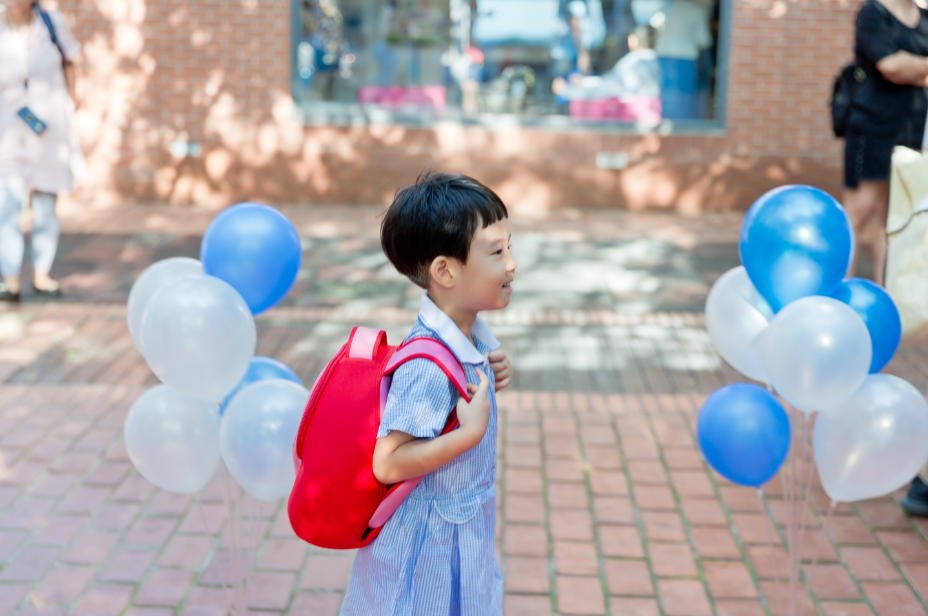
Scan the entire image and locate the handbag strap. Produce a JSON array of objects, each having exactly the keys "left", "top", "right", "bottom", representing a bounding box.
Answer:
[{"left": 35, "top": 7, "right": 67, "bottom": 68}]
